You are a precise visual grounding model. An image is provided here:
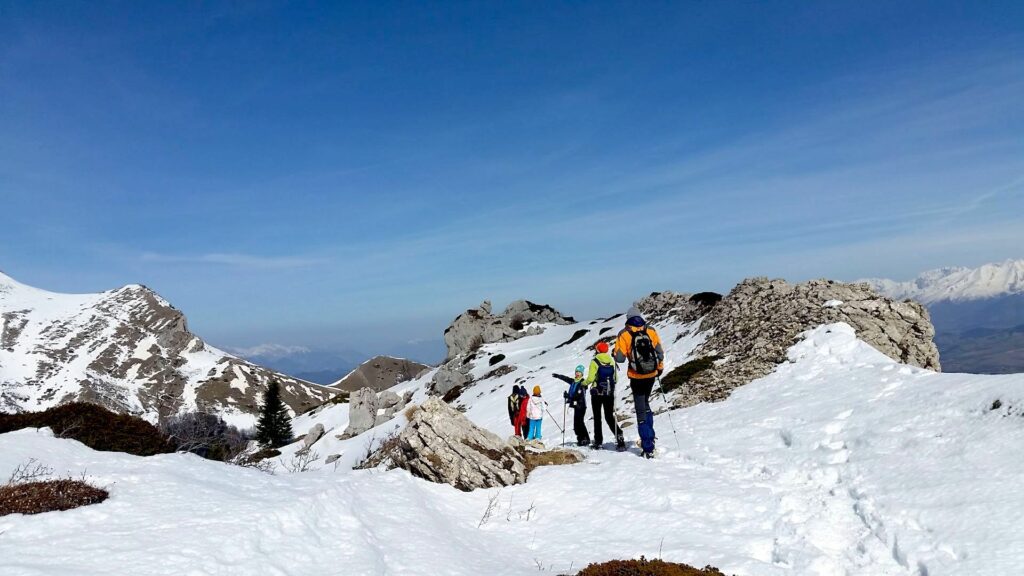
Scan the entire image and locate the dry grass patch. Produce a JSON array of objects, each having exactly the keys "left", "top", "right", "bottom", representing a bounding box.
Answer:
[
  {"left": 524, "top": 448, "right": 584, "bottom": 476},
  {"left": 0, "top": 480, "right": 108, "bottom": 517},
  {"left": 575, "top": 557, "right": 729, "bottom": 576}
]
